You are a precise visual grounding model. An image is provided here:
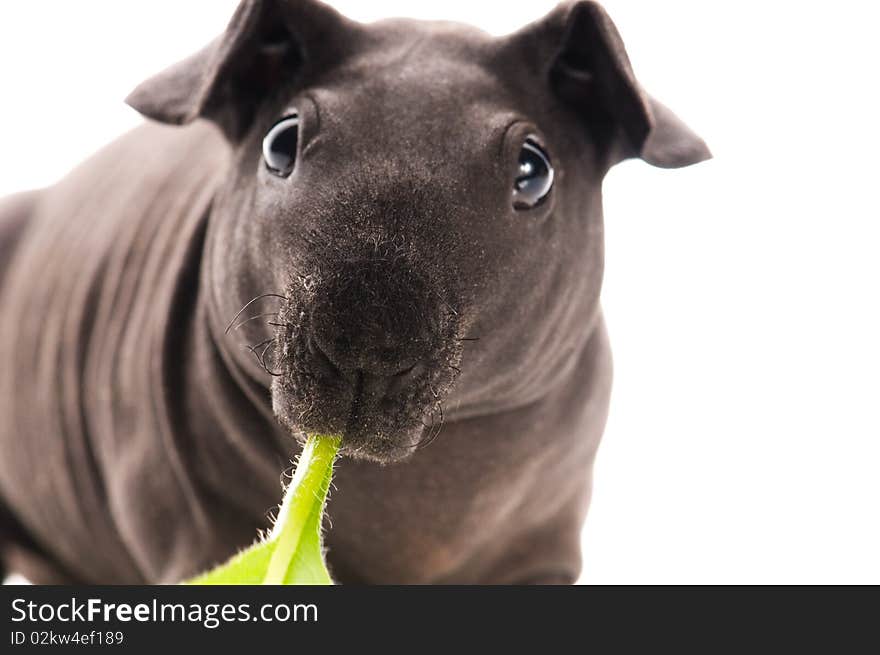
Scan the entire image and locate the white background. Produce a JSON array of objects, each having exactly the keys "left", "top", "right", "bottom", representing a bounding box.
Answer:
[{"left": 1, "top": 1, "right": 878, "bottom": 584}]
